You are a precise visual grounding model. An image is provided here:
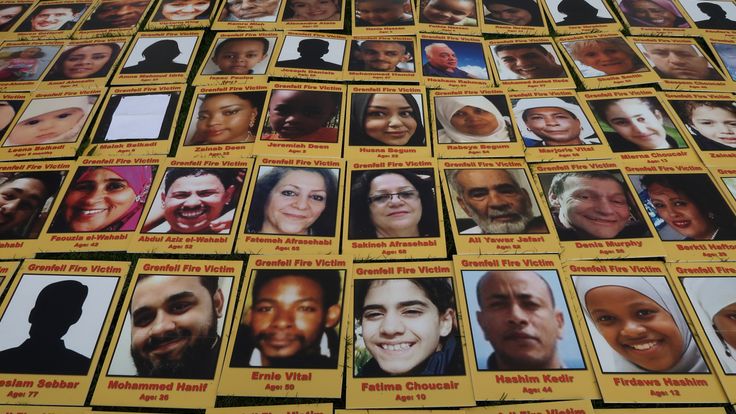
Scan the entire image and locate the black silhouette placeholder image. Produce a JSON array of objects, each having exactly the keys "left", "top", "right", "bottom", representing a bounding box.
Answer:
[
  {"left": 121, "top": 38, "right": 191, "bottom": 74},
  {"left": 276, "top": 37, "right": 343, "bottom": 71}
]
